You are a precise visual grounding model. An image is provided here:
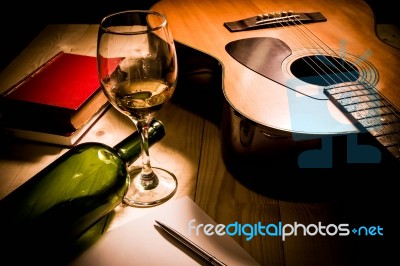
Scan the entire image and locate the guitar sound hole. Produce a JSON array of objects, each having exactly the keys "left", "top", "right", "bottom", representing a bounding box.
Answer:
[{"left": 290, "top": 55, "right": 359, "bottom": 86}]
